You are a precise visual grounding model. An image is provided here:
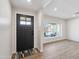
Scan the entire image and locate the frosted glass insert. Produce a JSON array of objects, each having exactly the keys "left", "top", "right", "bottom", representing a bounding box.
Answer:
[
  {"left": 26, "top": 22, "right": 31, "bottom": 25},
  {"left": 26, "top": 18, "right": 31, "bottom": 22},
  {"left": 20, "top": 21, "right": 26, "bottom": 25},
  {"left": 20, "top": 17, "right": 25, "bottom": 21}
]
